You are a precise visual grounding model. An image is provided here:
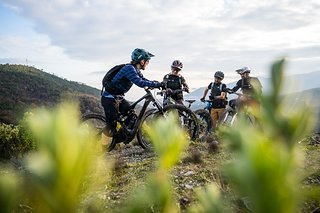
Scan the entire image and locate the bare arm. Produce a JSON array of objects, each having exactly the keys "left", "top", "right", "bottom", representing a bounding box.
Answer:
[
  {"left": 181, "top": 76, "right": 189, "bottom": 92},
  {"left": 201, "top": 88, "right": 209, "bottom": 99}
]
